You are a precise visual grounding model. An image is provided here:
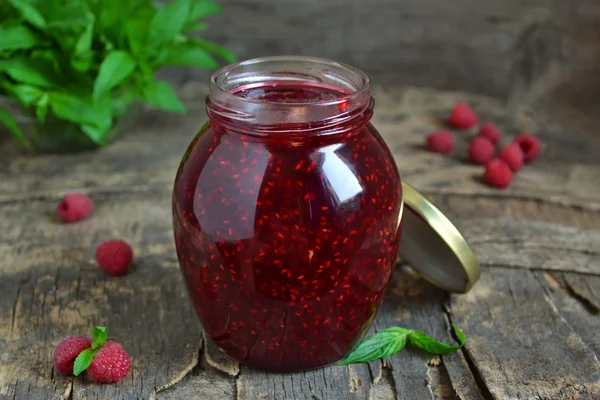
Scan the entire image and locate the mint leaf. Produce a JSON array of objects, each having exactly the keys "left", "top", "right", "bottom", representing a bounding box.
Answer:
[
  {"left": 339, "top": 327, "right": 410, "bottom": 365},
  {"left": 93, "top": 51, "right": 137, "bottom": 99},
  {"left": 0, "top": 25, "right": 39, "bottom": 52},
  {"left": 163, "top": 45, "right": 218, "bottom": 69},
  {"left": 188, "top": 0, "right": 221, "bottom": 20},
  {"left": 142, "top": 80, "right": 186, "bottom": 113},
  {"left": 0, "top": 107, "right": 30, "bottom": 148},
  {"left": 0, "top": 57, "right": 59, "bottom": 88},
  {"left": 125, "top": 6, "right": 155, "bottom": 56},
  {"left": 339, "top": 325, "right": 466, "bottom": 365},
  {"left": 49, "top": 92, "right": 112, "bottom": 133},
  {"left": 148, "top": 0, "right": 191, "bottom": 46},
  {"left": 183, "top": 21, "right": 207, "bottom": 34},
  {"left": 1, "top": 83, "right": 43, "bottom": 106},
  {"left": 74, "top": 23, "right": 94, "bottom": 56},
  {"left": 8, "top": 0, "right": 47, "bottom": 29},
  {"left": 73, "top": 348, "right": 99, "bottom": 376},
  {"left": 36, "top": 93, "right": 49, "bottom": 123},
  {"left": 191, "top": 38, "right": 236, "bottom": 64},
  {"left": 92, "top": 326, "right": 108, "bottom": 347},
  {"left": 408, "top": 324, "right": 466, "bottom": 355}
]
